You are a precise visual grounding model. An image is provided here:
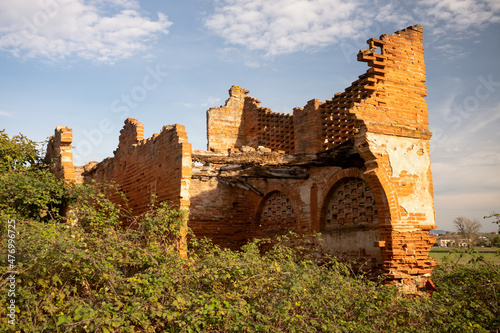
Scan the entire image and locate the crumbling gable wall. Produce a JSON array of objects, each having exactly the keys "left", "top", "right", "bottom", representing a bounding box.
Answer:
[
  {"left": 207, "top": 86, "right": 295, "bottom": 154},
  {"left": 206, "top": 86, "right": 249, "bottom": 153},
  {"left": 189, "top": 152, "right": 382, "bottom": 261},
  {"left": 83, "top": 118, "right": 193, "bottom": 218},
  {"left": 47, "top": 119, "right": 192, "bottom": 255},
  {"left": 350, "top": 26, "right": 435, "bottom": 290}
]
